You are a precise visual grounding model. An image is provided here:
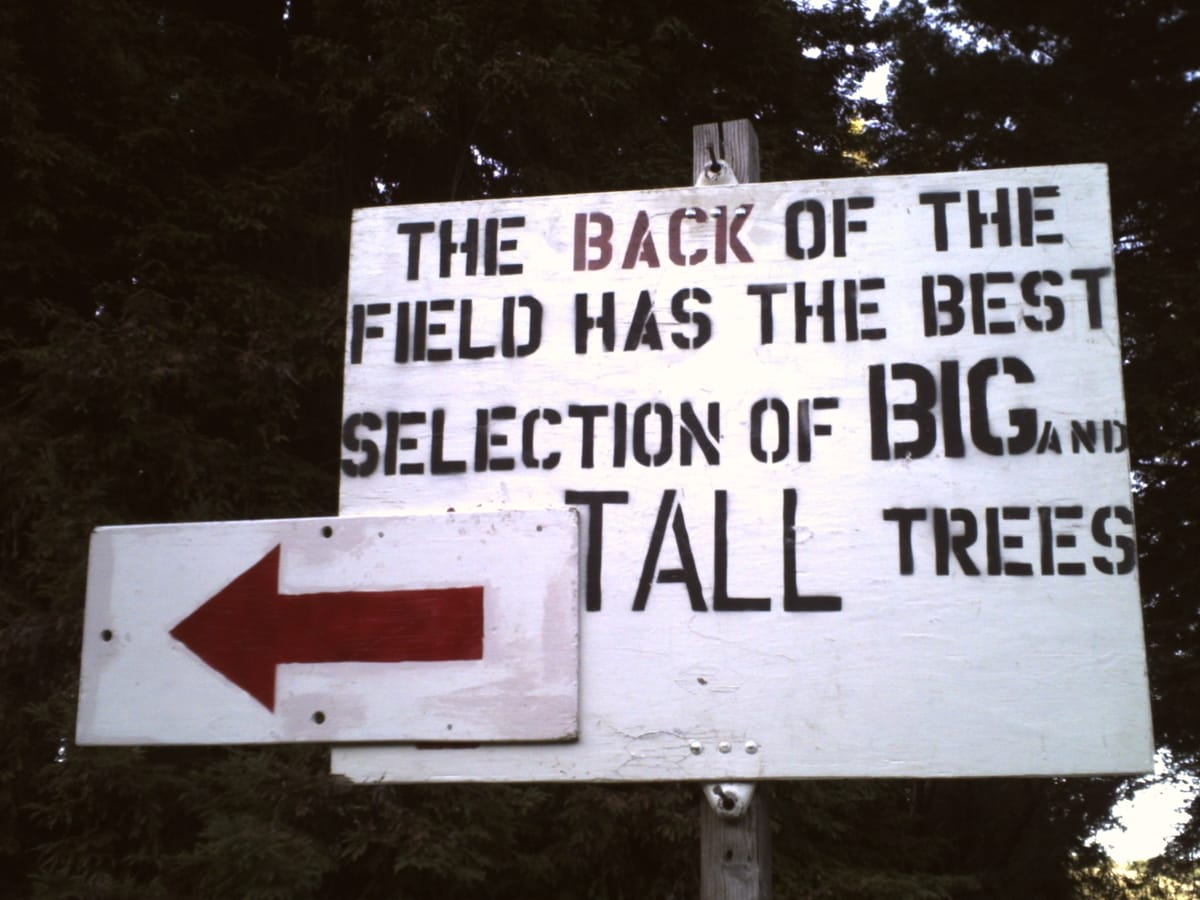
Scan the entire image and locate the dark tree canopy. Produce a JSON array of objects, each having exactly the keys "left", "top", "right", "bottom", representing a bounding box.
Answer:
[{"left": 2, "top": 0, "right": 1197, "bottom": 896}]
